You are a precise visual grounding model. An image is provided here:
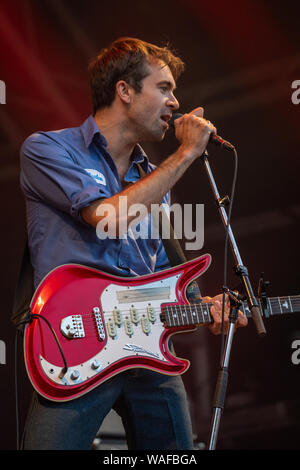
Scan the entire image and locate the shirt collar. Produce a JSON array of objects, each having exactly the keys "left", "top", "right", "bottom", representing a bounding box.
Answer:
[
  {"left": 80, "top": 115, "right": 108, "bottom": 148},
  {"left": 80, "top": 115, "right": 149, "bottom": 166},
  {"left": 131, "top": 144, "right": 148, "bottom": 164}
]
